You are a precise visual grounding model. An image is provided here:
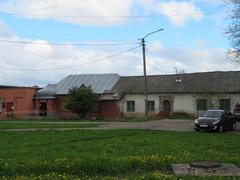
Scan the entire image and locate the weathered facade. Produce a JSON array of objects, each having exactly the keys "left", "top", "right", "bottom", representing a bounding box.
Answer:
[
  {"left": 110, "top": 71, "right": 240, "bottom": 117},
  {"left": 0, "top": 86, "right": 37, "bottom": 118}
]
